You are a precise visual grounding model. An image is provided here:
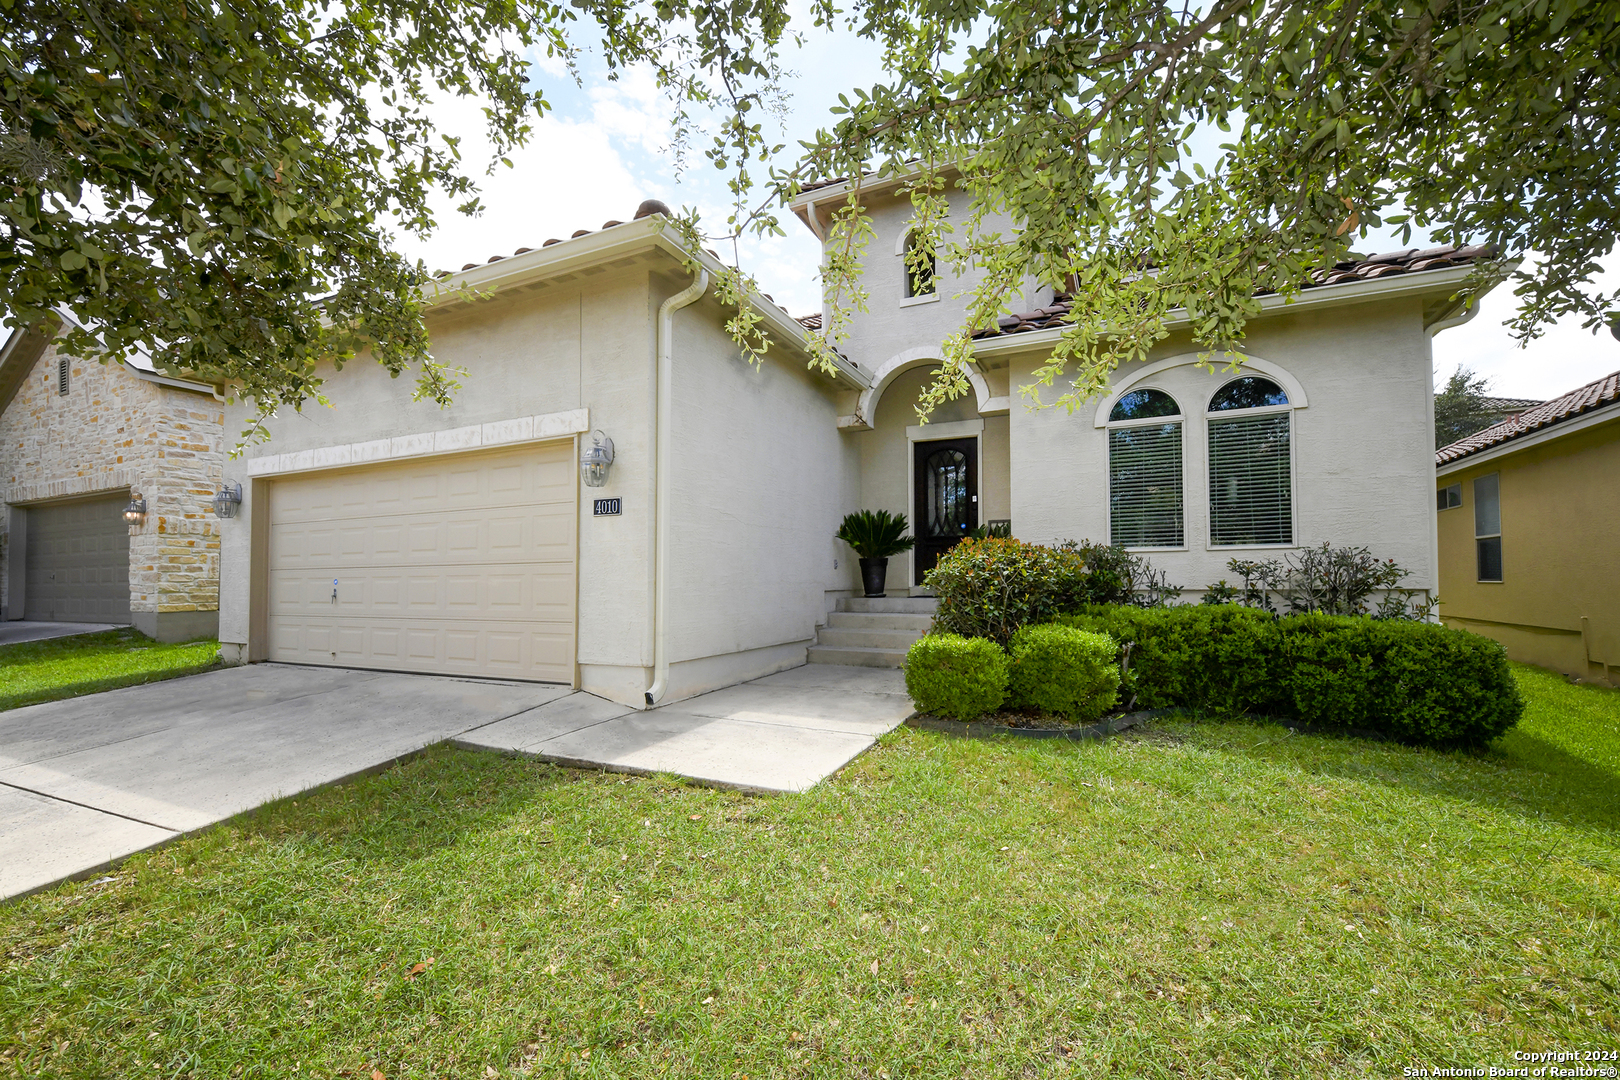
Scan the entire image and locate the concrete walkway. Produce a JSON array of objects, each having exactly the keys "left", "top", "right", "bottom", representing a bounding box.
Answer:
[
  {"left": 0, "top": 621, "right": 125, "bottom": 646},
  {"left": 1, "top": 663, "right": 910, "bottom": 901}
]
